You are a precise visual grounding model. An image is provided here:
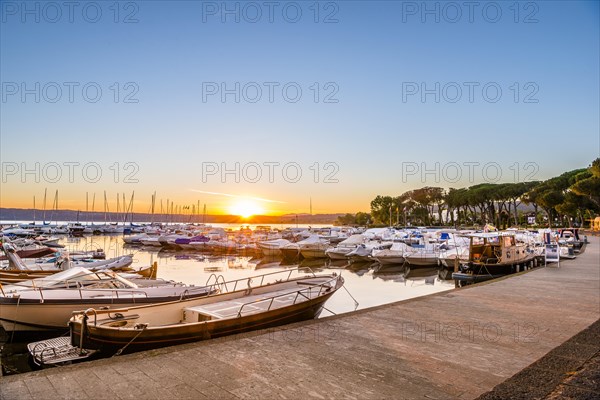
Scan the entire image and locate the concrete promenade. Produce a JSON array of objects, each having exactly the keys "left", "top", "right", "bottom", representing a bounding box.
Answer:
[{"left": 1, "top": 237, "right": 599, "bottom": 399}]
